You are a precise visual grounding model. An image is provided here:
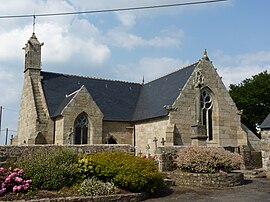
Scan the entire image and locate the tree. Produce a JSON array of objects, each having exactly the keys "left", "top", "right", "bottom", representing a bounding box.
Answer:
[{"left": 229, "top": 71, "right": 270, "bottom": 136}]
